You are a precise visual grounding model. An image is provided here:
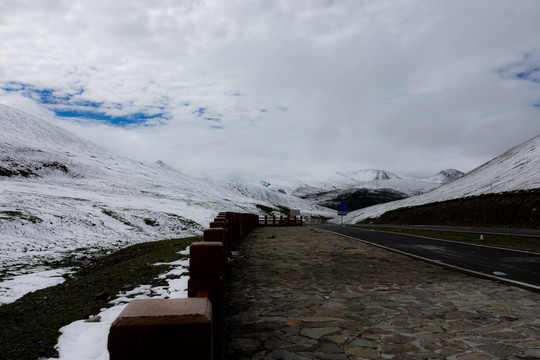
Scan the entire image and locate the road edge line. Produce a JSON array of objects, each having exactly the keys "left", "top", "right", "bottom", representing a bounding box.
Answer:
[{"left": 316, "top": 227, "right": 540, "bottom": 293}]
